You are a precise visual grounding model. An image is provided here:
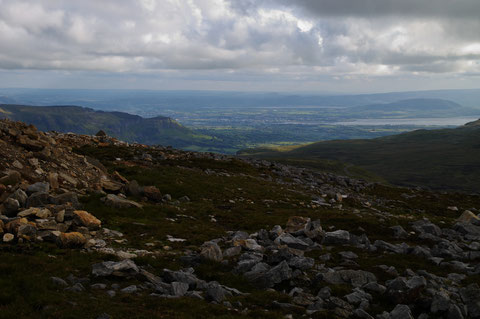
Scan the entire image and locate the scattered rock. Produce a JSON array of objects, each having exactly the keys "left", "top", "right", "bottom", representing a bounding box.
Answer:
[
  {"left": 179, "top": 196, "right": 190, "bottom": 203},
  {"left": 65, "top": 283, "right": 86, "bottom": 293},
  {"left": 121, "top": 285, "right": 137, "bottom": 294},
  {"left": 274, "top": 233, "right": 310, "bottom": 250},
  {"left": 73, "top": 210, "right": 101, "bottom": 230},
  {"left": 17, "top": 224, "right": 37, "bottom": 240},
  {"left": 0, "top": 170, "right": 21, "bottom": 186},
  {"left": 143, "top": 186, "right": 162, "bottom": 202},
  {"left": 11, "top": 189, "right": 28, "bottom": 207},
  {"left": 390, "top": 304, "right": 413, "bottom": 319},
  {"left": 127, "top": 180, "right": 142, "bottom": 197},
  {"left": 458, "top": 210, "right": 480, "bottom": 224},
  {"left": 50, "top": 277, "right": 69, "bottom": 287},
  {"left": 26, "top": 182, "right": 50, "bottom": 195},
  {"left": 258, "top": 261, "right": 292, "bottom": 288},
  {"left": 205, "top": 282, "right": 231, "bottom": 303},
  {"left": 321, "top": 270, "right": 377, "bottom": 288},
  {"left": 3, "top": 233, "right": 14, "bottom": 243},
  {"left": 56, "top": 232, "right": 86, "bottom": 248},
  {"left": 323, "top": 230, "right": 350, "bottom": 245},
  {"left": 102, "top": 194, "right": 143, "bottom": 209},
  {"left": 171, "top": 282, "right": 189, "bottom": 296},
  {"left": 48, "top": 172, "right": 59, "bottom": 189},
  {"left": 390, "top": 225, "right": 408, "bottom": 239},
  {"left": 92, "top": 260, "right": 140, "bottom": 277},
  {"left": 338, "top": 251, "right": 358, "bottom": 259},
  {"left": 285, "top": 216, "right": 310, "bottom": 233},
  {"left": 200, "top": 241, "right": 223, "bottom": 262}
]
